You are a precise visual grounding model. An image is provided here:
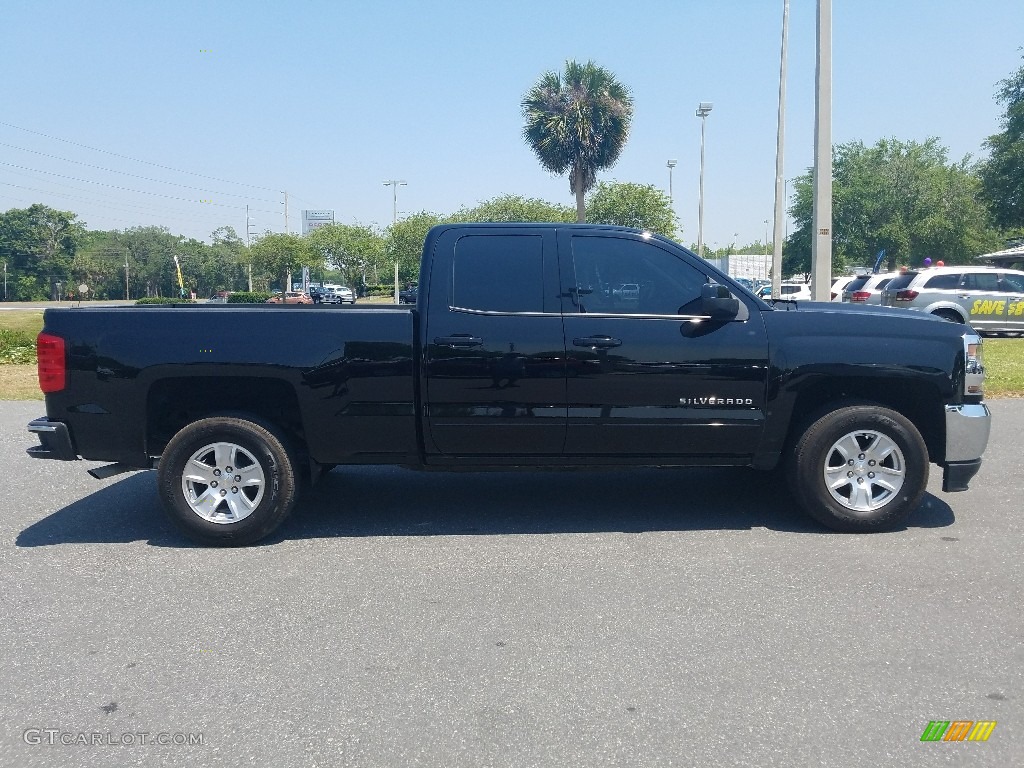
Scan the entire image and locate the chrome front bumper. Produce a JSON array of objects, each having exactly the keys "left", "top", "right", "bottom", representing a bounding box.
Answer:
[{"left": 941, "top": 403, "right": 991, "bottom": 492}]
